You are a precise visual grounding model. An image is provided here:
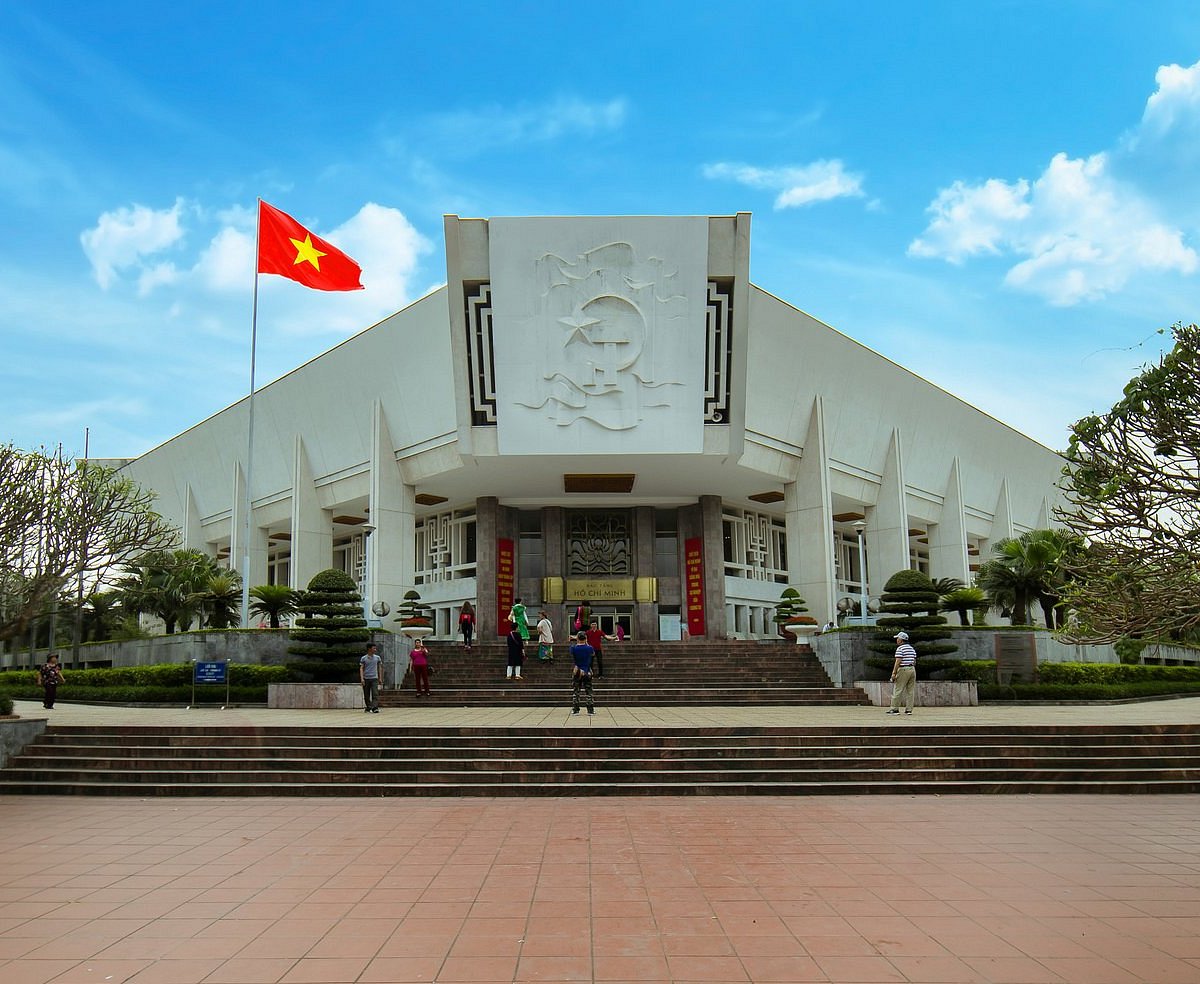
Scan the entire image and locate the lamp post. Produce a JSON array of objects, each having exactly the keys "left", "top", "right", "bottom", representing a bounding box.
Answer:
[
  {"left": 853, "top": 519, "right": 868, "bottom": 626},
  {"left": 360, "top": 524, "right": 376, "bottom": 624}
]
